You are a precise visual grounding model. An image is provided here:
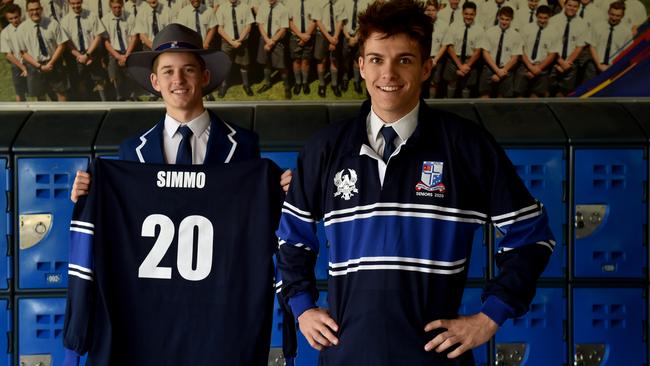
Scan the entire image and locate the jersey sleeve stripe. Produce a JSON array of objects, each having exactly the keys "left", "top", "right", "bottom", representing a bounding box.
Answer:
[
  {"left": 536, "top": 241, "right": 555, "bottom": 252},
  {"left": 491, "top": 203, "right": 540, "bottom": 222},
  {"left": 69, "top": 264, "right": 93, "bottom": 275},
  {"left": 70, "top": 220, "right": 95, "bottom": 228},
  {"left": 70, "top": 227, "right": 94, "bottom": 235},
  {"left": 68, "top": 270, "right": 93, "bottom": 281},
  {"left": 493, "top": 210, "right": 542, "bottom": 229},
  {"left": 283, "top": 201, "right": 314, "bottom": 218},
  {"left": 292, "top": 243, "right": 312, "bottom": 251},
  {"left": 69, "top": 231, "right": 93, "bottom": 270},
  {"left": 281, "top": 208, "right": 316, "bottom": 223}
]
